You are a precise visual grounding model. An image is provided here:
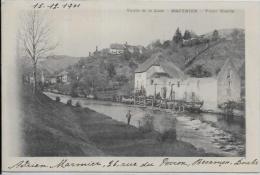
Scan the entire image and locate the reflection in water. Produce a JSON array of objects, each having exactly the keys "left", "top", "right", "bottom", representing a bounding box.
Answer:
[{"left": 44, "top": 92, "right": 245, "bottom": 156}]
